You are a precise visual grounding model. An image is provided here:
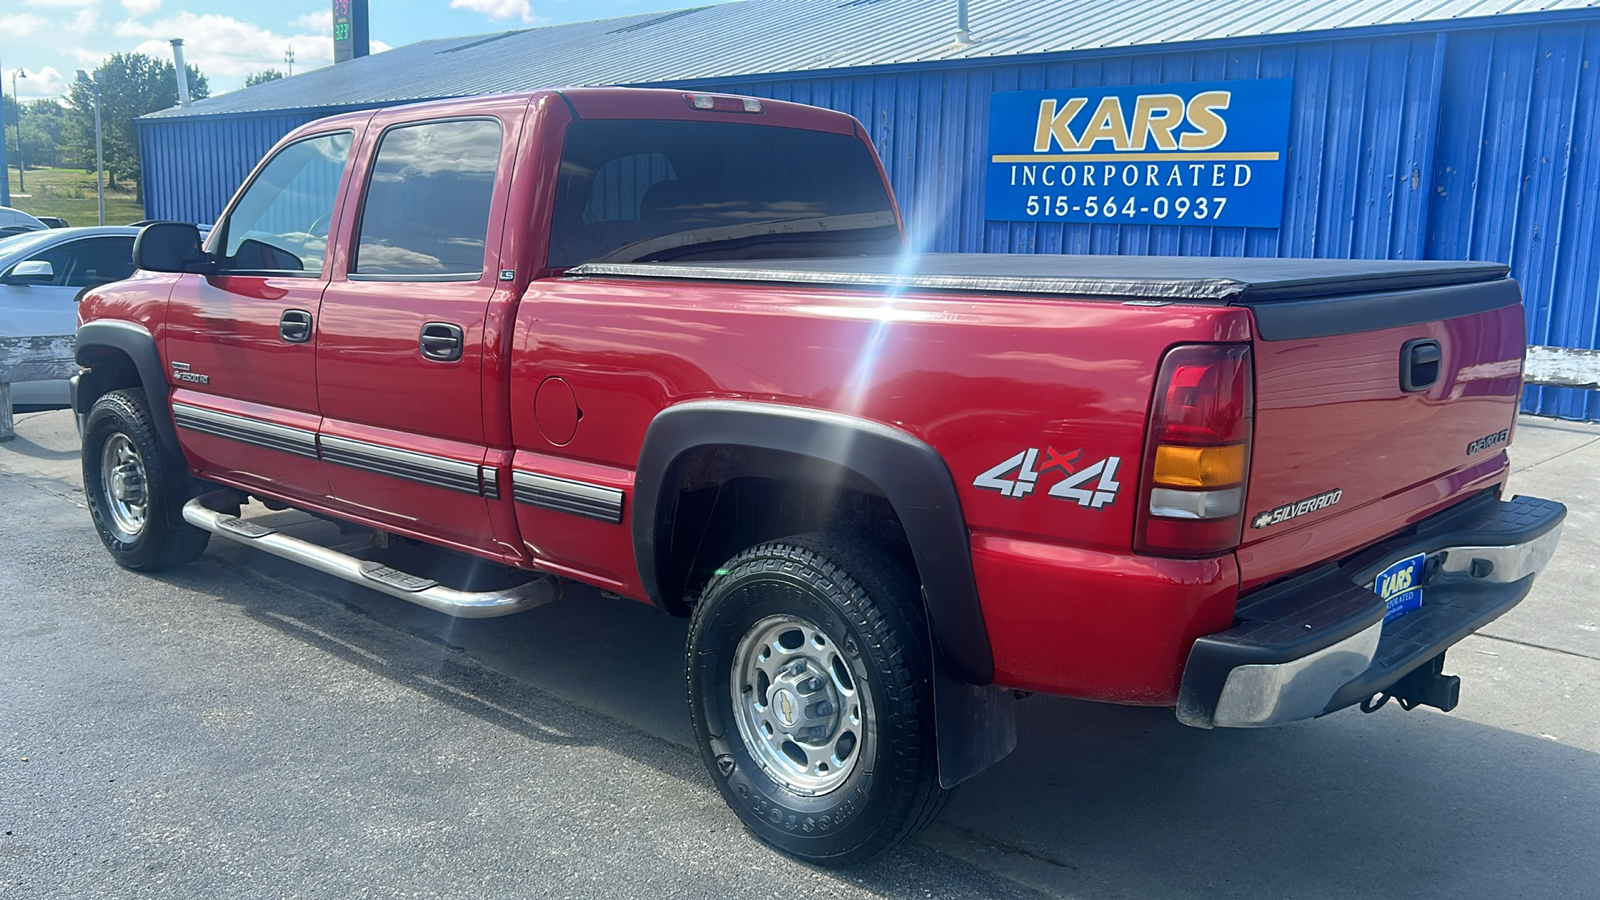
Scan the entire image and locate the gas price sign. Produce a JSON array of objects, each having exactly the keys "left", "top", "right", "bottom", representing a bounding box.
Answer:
[
  {"left": 984, "top": 79, "right": 1292, "bottom": 228},
  {"left": 333, "top": 0, "right": 369, "bottom": 64}
]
